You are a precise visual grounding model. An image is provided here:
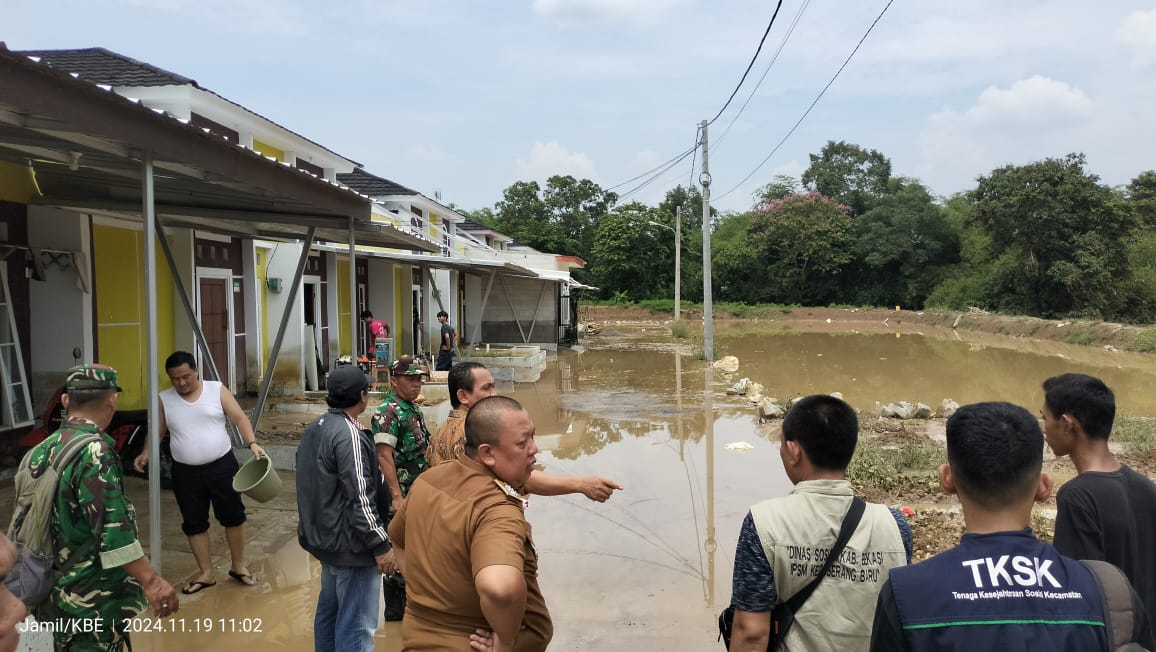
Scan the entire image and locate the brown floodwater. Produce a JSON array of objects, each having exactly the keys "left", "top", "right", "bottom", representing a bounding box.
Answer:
[{"left": 111, "top": 327, "right": 1156, "bottom": 651}]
